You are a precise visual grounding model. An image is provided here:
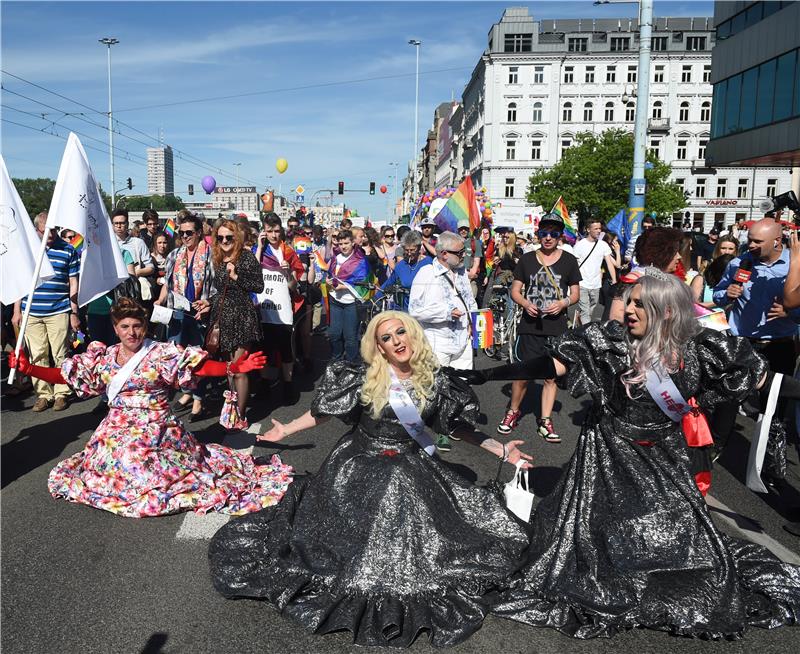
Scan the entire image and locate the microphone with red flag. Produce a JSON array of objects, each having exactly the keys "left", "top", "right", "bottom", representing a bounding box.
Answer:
[{"left": 732, "top": 257, "right": 753, "bottom": 286}]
